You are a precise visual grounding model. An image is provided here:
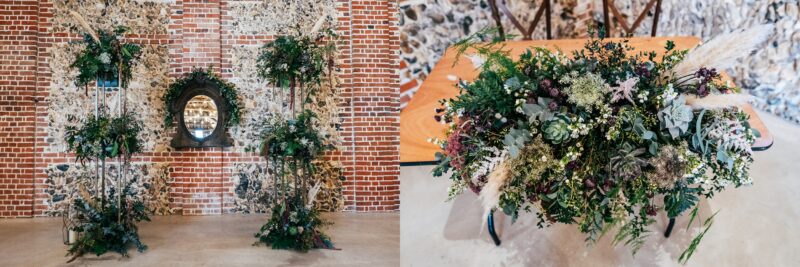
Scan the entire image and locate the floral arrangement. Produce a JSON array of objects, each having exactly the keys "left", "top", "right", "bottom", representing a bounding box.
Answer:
[
  {"left": 66, "top": 112, "right": 143, "bottom": 163},
  {"left": 432, "top": 26, "right": 772, "bottom": 263},
  {"left": 64, "top": 112, "right": 150, "bottom": 261},
  {"left": 162, "top": 68, "right": 243, "bottom": 127},
  {"left": 256, "top": 196, "right": 333, "bottom": 252},
  {"left": 70, "top": 25, "right": 141, "bottom": 92},
  {"left": 254, "top": 30, "right": 338, "bottom": 251},
  {"left": 257, "top": 34, "right": 335, "bottom": 113},
  {"left": 65, "top": 14, "right": 150, "bottom": 261},
  {"left": 255, "top": 110, "right": 336, "bottom": 251},
  {"left": 66, "top": 176, "right": 150, "bottom": 261}
]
